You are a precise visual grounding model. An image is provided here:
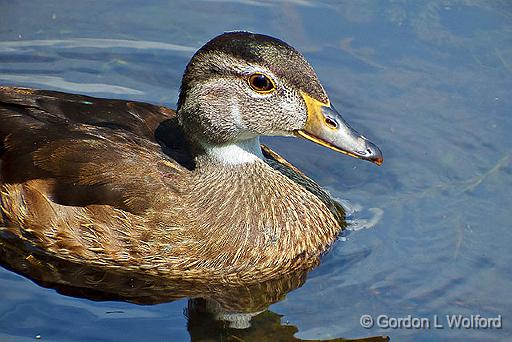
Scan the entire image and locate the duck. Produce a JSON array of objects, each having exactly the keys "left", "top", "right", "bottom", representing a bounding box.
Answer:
[{"left": 0, "top": 32, "right": 382, "bottom": 283}]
